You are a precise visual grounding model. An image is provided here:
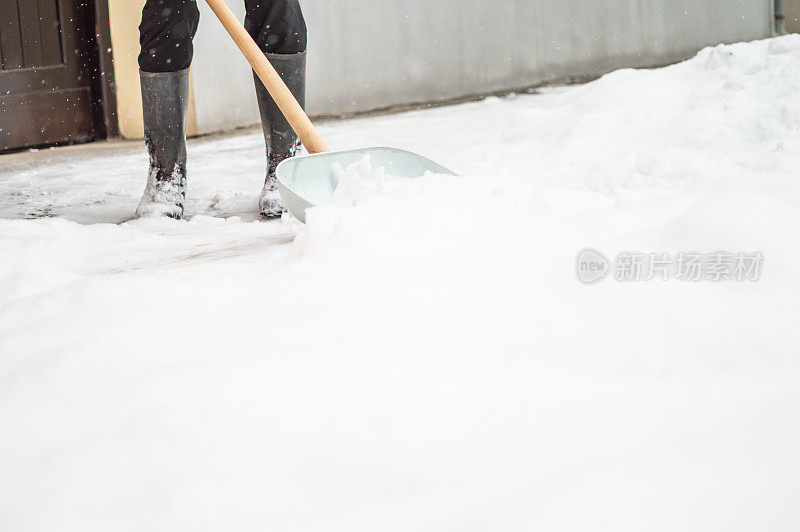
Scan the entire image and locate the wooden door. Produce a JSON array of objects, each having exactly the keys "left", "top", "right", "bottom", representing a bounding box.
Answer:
[{"left": 0, "top": 0, "right": 102, "bottom": 151}]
